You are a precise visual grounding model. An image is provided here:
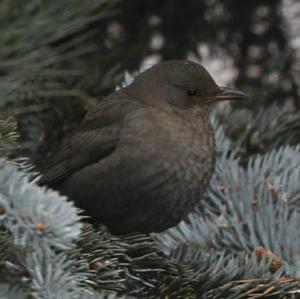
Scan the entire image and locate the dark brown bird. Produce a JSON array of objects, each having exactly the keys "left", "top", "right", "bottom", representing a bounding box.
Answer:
[{"left": 39, "top": 60, "right": 247, "bottom": 234}]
